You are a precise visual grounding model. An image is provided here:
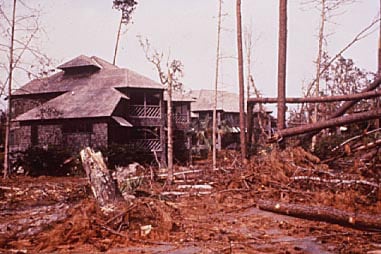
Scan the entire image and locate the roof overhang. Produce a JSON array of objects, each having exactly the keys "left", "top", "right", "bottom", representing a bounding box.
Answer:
[{"left": 112, "top": 116, "right": 132, "bottom": 127}]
